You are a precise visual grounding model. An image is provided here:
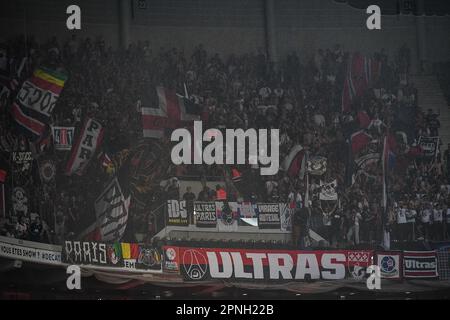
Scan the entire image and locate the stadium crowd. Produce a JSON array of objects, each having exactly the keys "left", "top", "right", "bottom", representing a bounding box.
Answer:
[{"left": 0, "top": 34, "right": 450, "bottom": 247}]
